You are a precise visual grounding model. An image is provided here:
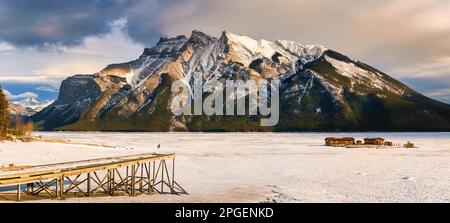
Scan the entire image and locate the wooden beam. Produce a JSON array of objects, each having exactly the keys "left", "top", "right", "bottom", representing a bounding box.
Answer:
[
  {"left": 59, "top": 176, "right": 64, "bottom": 199},
  {"left": 87, "top": 173, "right": 91, "bottom": 197},
  {"left": 17, "top": 184, "right": 21, "bottom": 201},
  {"left": 0, "top": 166, "right": 31, "bottom": 172}
]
